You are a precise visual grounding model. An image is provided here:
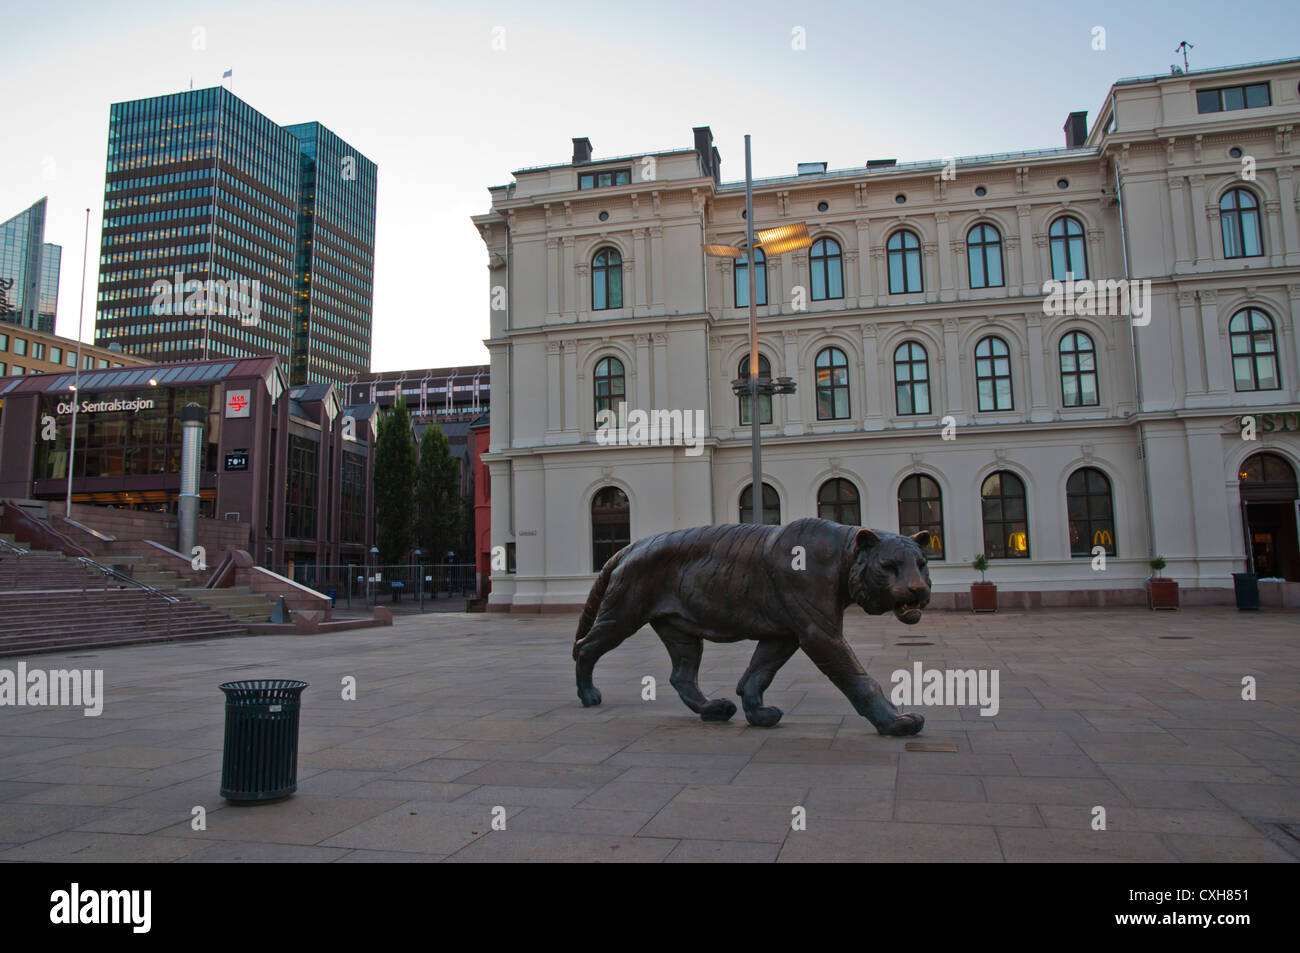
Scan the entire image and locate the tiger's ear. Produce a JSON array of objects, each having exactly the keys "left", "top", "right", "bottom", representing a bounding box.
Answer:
[
  {"left": 910, "top": 530, "right": 932, "bottom": 548},
  {"left": 854, "top": 528, "right": 881, "bottom": 551}
]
